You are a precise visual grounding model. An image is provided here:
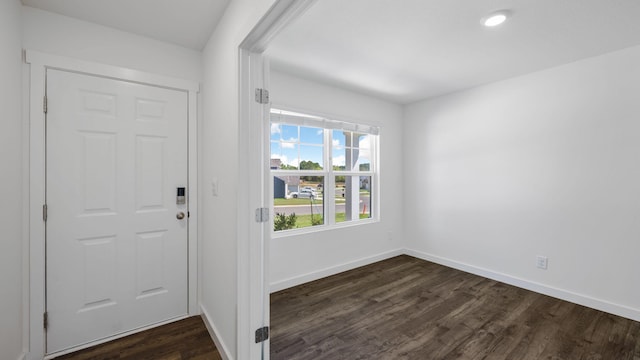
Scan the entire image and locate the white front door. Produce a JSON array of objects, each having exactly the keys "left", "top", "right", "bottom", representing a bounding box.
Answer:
[{"left": 45, "top": 69, "right": 189, "bottom": 353}]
